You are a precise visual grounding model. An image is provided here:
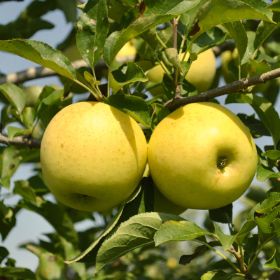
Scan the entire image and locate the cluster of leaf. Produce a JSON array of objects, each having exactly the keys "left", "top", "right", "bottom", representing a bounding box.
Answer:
[{"left": 0, "top": 0, "right": 280, "bottom": 279}]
